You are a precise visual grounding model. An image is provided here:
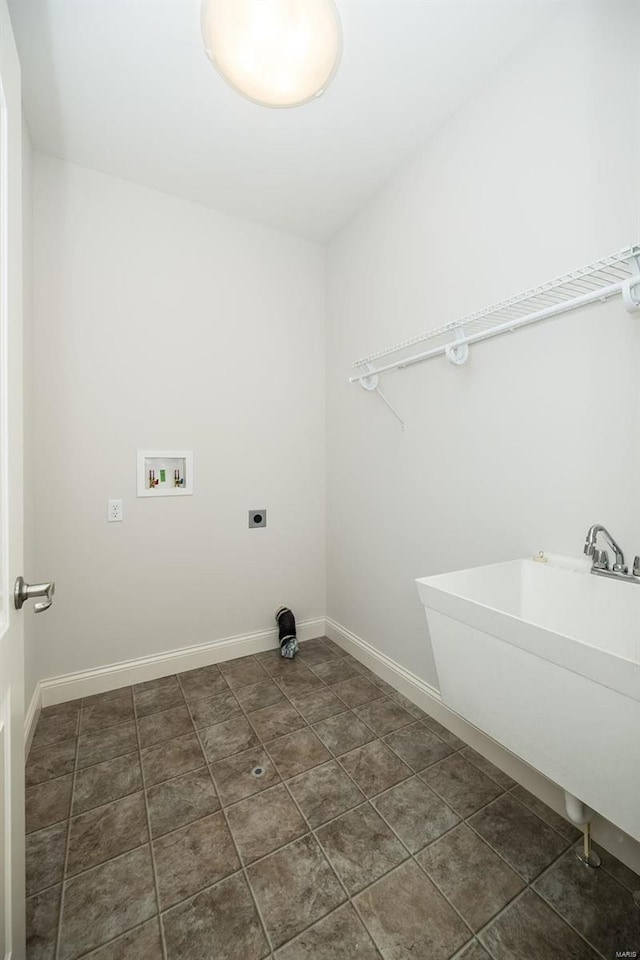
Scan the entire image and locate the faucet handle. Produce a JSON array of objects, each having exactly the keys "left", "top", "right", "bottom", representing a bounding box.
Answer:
[
  {"left": 634, "top": 556, "right": 640, "bottom": 577},
  {"left": 592, "top": 549, "right": 609, "bottom": 570}
]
